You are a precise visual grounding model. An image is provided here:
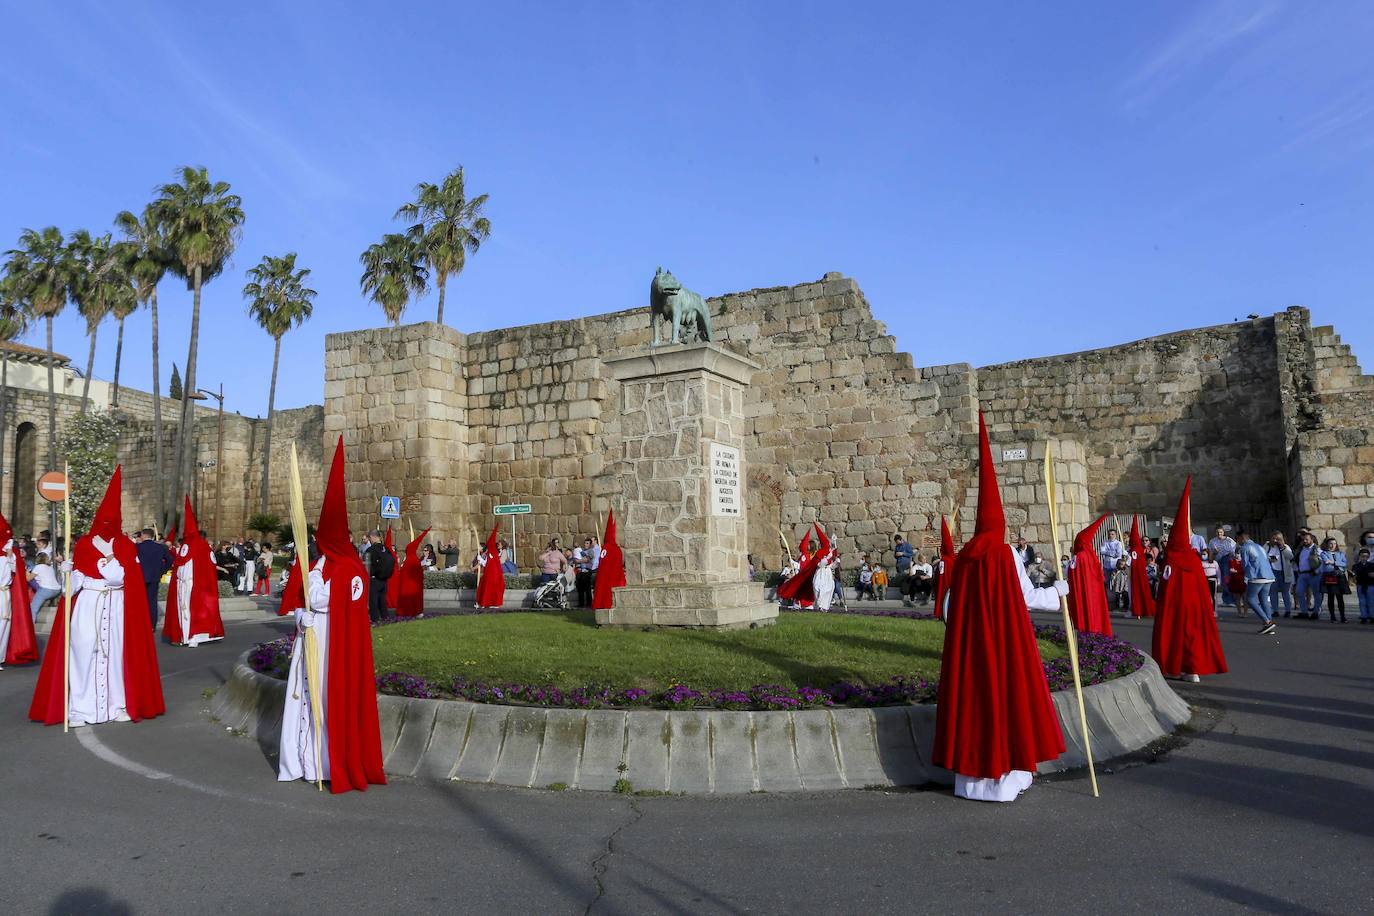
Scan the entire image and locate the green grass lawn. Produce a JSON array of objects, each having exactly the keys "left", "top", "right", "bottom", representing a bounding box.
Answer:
[{"left": 372, "top": 611, "right": 1066, "bottom": 692}]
